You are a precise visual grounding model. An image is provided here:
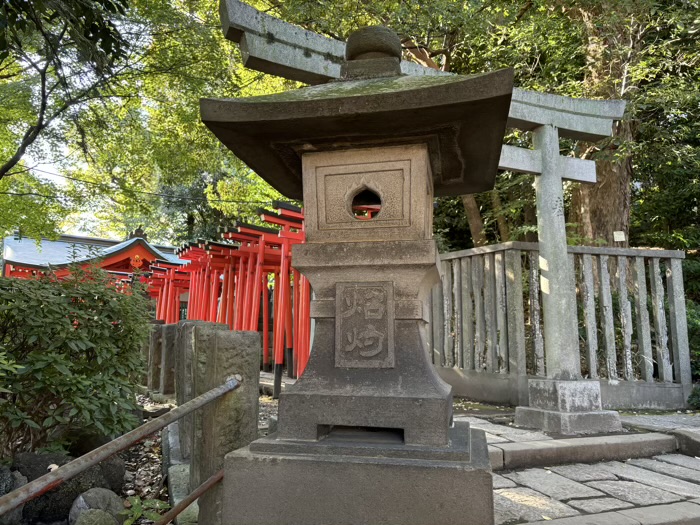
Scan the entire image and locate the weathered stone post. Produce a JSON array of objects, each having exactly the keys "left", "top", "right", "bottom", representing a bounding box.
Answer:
[
  {"left": 147, "top": 324, "right": 163, "bottom": 392},
  {"left": 202, "top": 25, "right": 513, "bottom": 525},
  {"left": 174, "top": 320, "right": 226, "bottom": 460},
  {"left": 159, "top": 324, "right": 177, "bottom": 396},
  {"left": 513, "top": 125, "right": 622, "bottom": 434},
  {"left": 190, "top": 326, "right": 259, "bottom": 525}
]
